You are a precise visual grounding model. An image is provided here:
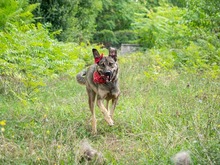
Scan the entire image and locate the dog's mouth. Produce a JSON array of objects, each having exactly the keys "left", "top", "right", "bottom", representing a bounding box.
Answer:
[
  {"left": 96, "top": 70, "right": 115, "bottom": 83},
  {"left": 106, "top": 75, "right": 111, "bottom": 82},
  {"left": 104, "top": 71, "right": 112, "bottom": 82}
]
